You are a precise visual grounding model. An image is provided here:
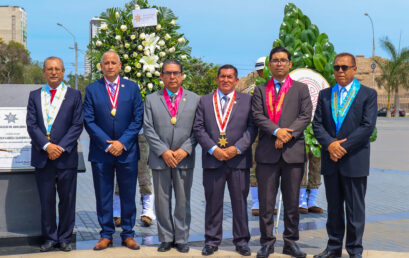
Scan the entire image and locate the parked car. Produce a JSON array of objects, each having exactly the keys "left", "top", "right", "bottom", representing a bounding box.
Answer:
[{"left": 377, "top": 107, "right": 405, "bottom": 117}]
